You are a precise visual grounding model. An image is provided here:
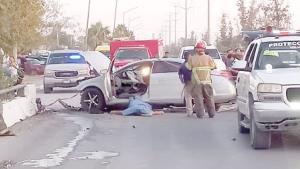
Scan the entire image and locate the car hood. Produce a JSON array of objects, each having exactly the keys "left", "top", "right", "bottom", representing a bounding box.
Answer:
[
  {"left": 254, "top": 68, "right": 300, "bottom": 85},
  {"left": 45, "top": 64, "right": 88, "bottom": 71}
]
